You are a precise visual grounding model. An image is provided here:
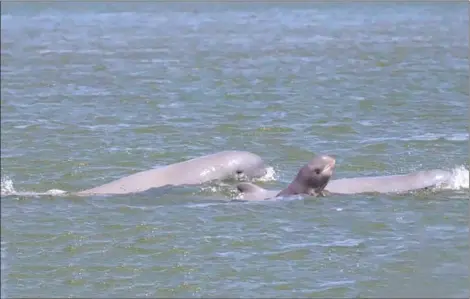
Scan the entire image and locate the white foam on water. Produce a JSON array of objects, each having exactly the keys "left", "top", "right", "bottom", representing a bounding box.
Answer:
[
  {"left": 199, "top": 185, "right": 219, "bottom": 193},
  {"left": 254, "top": 166, "right": 277, "bottom": 182},
  {"left": 0, "top": 176, "right": 15, "bottom": 196},
  {"left": 438, "top": 165, "right": 469, "bottom": 191},
  {"left": 0, "top": 176, "right": 68, "bottom": 198},
  {"left": 45, "top": 189, "right": 69, "bottom": 195}
]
